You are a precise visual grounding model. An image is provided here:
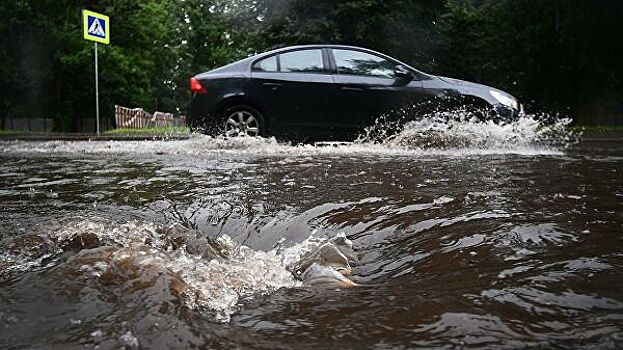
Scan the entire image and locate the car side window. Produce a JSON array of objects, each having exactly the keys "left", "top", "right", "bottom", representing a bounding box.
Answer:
[
  {"left": 252, "top": 55, "right": 278, "bottom": 72},
  {"left": 279, "top": 49, "right": 324, "bottom": 73},
  {"left": 333, "top": 49, "right": 396, "bottom": 78}
]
